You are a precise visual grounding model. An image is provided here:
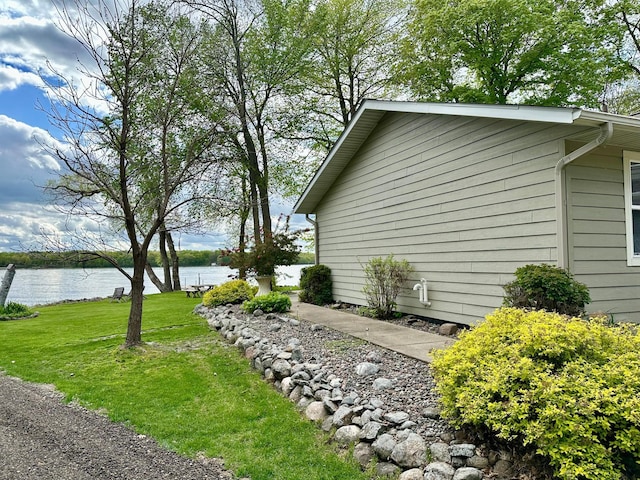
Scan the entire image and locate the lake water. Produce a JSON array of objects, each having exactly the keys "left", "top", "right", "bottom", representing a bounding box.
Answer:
[{"left": 3, "top": 265, "right": 312, "bottom": 306}]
